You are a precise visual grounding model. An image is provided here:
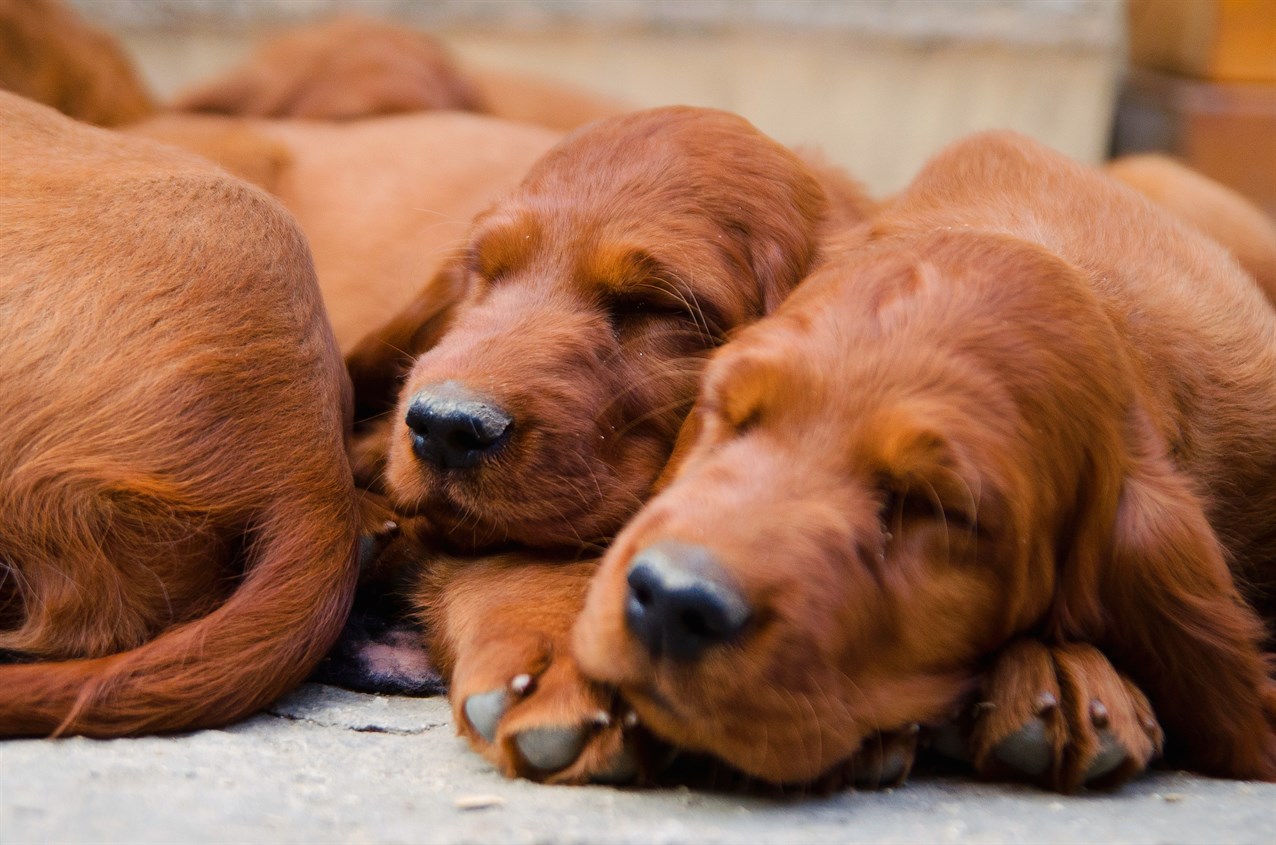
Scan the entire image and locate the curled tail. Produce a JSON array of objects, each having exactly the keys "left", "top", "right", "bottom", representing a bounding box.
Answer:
[{"left": 0, "top": 496, "right": 358, "bottom": 736}]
